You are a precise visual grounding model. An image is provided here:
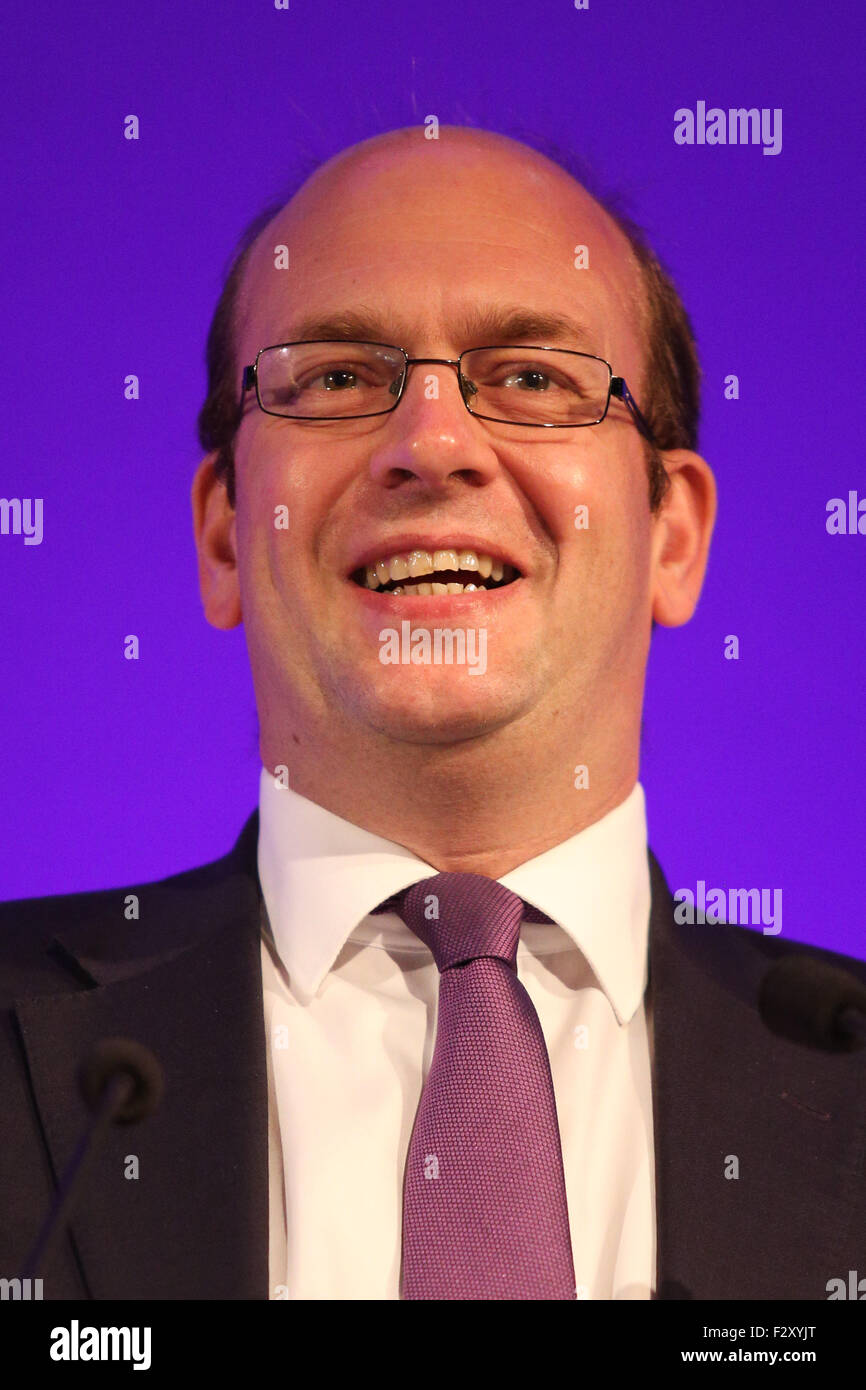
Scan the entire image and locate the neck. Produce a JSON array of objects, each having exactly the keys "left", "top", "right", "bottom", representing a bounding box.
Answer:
[{"left": 261, "top": 705, "right": 640, "bottom": 880}]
